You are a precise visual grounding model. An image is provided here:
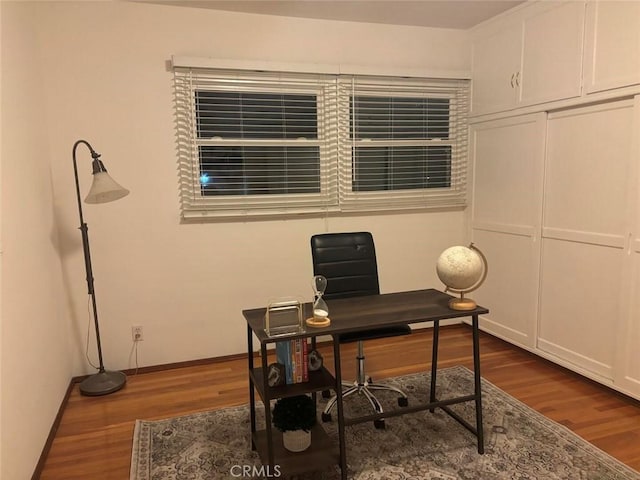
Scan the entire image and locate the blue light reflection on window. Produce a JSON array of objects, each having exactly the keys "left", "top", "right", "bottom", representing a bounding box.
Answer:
[{"left": 200, "top": 173, "right": 211, "bottom": 186}]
